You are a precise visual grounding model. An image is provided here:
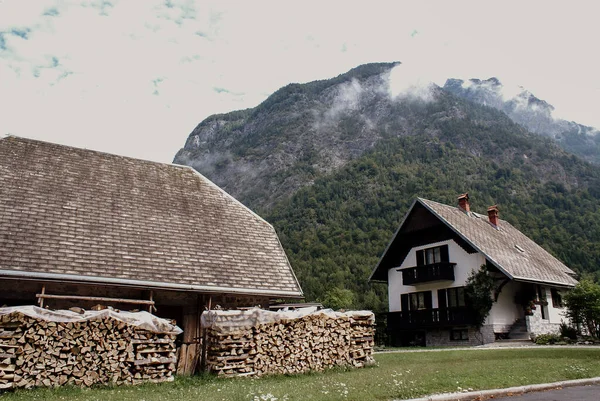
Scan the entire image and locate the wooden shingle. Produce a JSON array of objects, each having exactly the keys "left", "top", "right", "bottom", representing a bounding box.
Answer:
[{"left": 0, "top": 136, "right": 303, "bottom": 297}]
